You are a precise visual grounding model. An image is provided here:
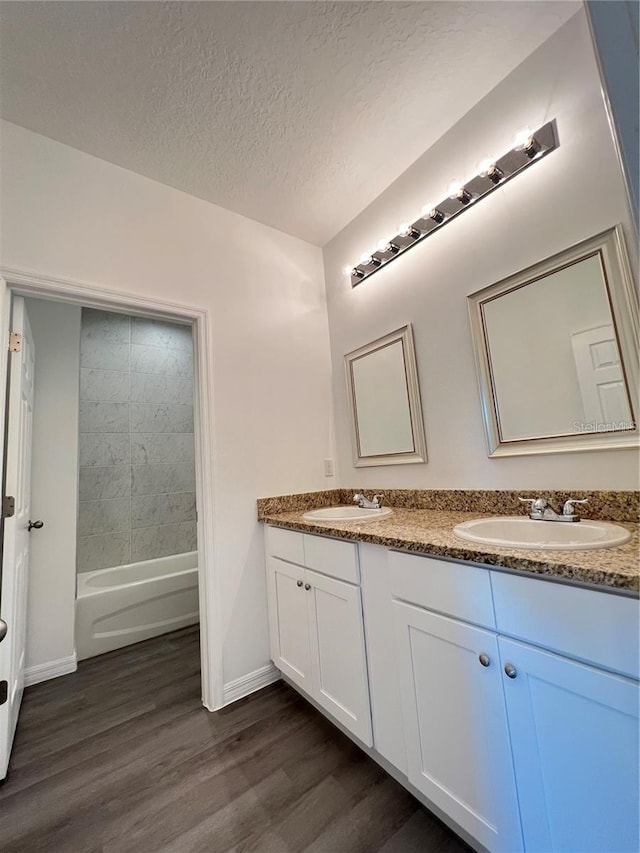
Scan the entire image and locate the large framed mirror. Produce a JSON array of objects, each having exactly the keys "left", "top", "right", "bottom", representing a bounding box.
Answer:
[
  {"left": 468, "top": 225, "right": 639, "bottom": 456},
  {"left": 345, "top": 324, "right": 427, "bottom": 467}
]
